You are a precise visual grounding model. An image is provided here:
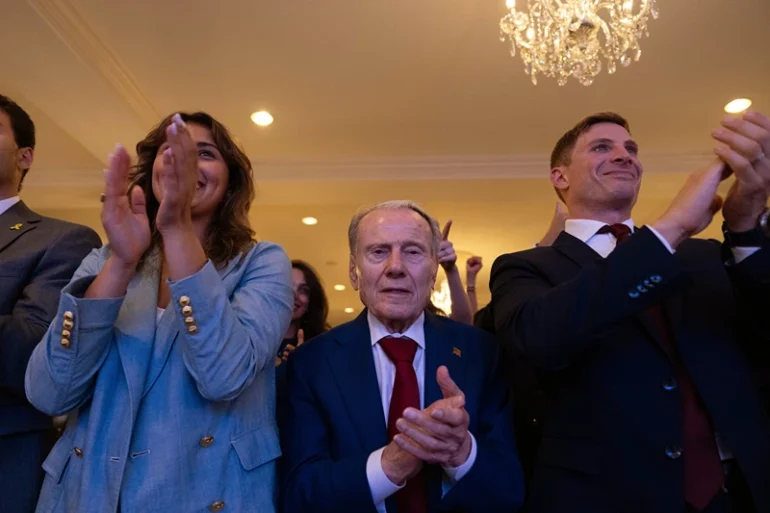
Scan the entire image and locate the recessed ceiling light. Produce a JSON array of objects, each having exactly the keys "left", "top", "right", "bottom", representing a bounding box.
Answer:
[
  {"left": 344, "top": 307, "right": 355, "bottom": 314},
  {"left": 334, "top": 284, "right": 346, "bottom": 291},
  {"left": 250, "top": 110, "right": 274, "bottom": 127},
  {"left": 301, "top": 217, "right": 318, "bottom": 226},
  {"left": 724, "top": 98, "right": 752, "bottom": 114}
]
